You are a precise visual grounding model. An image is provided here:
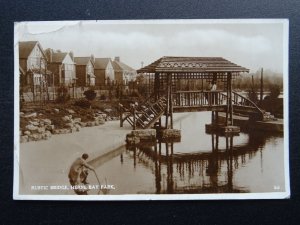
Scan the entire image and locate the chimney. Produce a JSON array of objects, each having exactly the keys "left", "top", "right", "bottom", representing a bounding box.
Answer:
[
  {"left": 45, "top": 48, "right": 53, "bottom": 63},
  {"left": 91, "top": 54, "right": 95, "bottom": 64},
  {"left": 114, "top": 56, "right": 120, "bottom": 62},
  {"left": 69, "top": 51, "right": 74, "bottom": 61}
]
